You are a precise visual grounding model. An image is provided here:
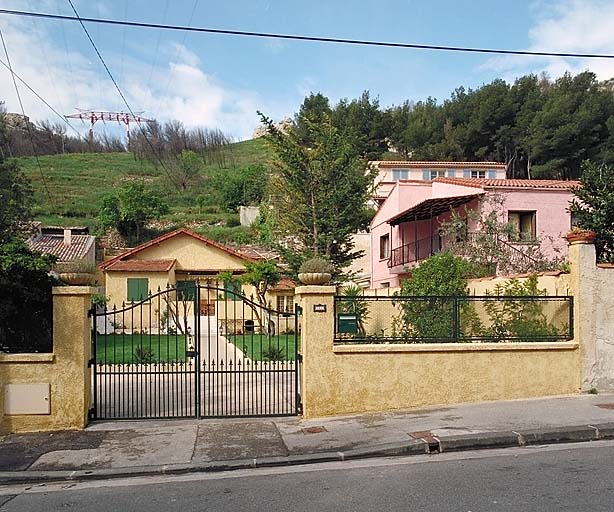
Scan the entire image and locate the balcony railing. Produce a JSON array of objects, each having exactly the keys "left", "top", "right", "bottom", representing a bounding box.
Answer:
[
  {"left": 388, "top": 231, "right": 544, "bottom": 272},
  {"left": 388, "top": 235, "right": 441, "bottom": 268}
]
